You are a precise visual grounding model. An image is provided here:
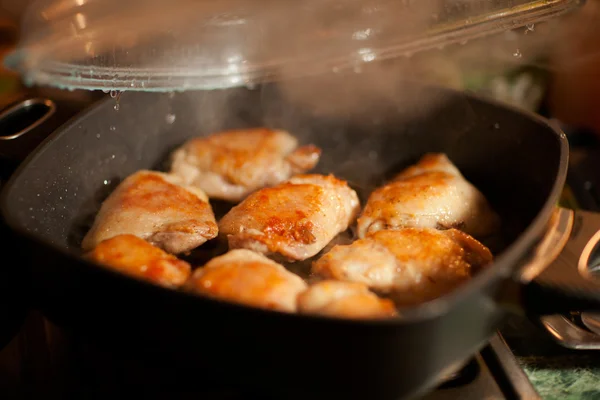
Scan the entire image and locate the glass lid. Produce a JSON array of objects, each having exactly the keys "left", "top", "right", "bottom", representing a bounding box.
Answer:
[{"left": 4, "top": 0, "right": 584, "bottom": 92}]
